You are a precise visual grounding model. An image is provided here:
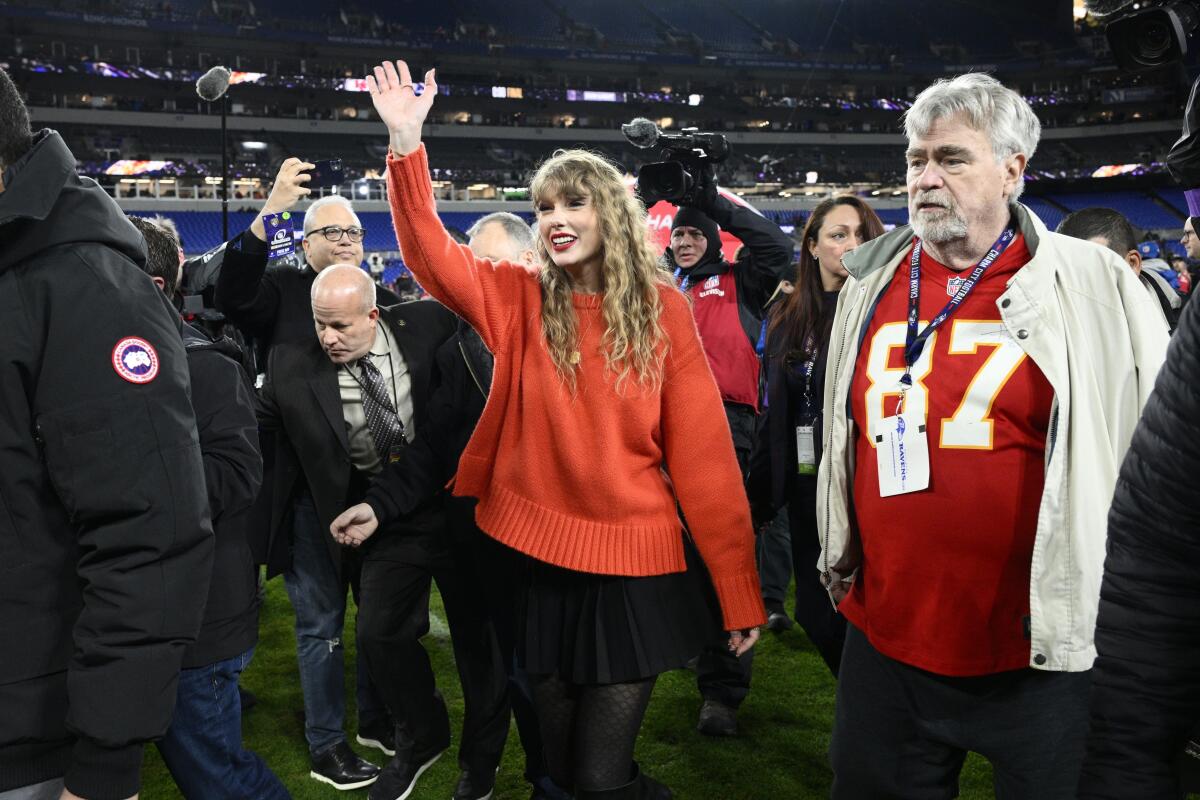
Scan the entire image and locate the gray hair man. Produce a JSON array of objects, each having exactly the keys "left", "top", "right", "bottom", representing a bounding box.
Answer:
[
  {"left": 215, "top": 162, "right": 402, "bottom": 356},
  {"left": 465, "top": 211, "right": 538, "bottom": 269},
  {"left": 817, "top": 72, "right": 1170, "bottom": 799}
]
